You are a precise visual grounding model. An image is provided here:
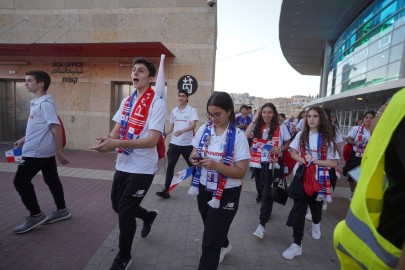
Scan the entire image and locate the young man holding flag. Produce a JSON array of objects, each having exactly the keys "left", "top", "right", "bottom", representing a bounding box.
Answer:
[
  {"left": 12, "top": 71, "right": 71, "bottom": 234},
  {"left": 156, "top": 89, "right": 199, "bottom": 199},
  {"left": 92, "top": 57, "right": 166, "bottom": 270}
]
